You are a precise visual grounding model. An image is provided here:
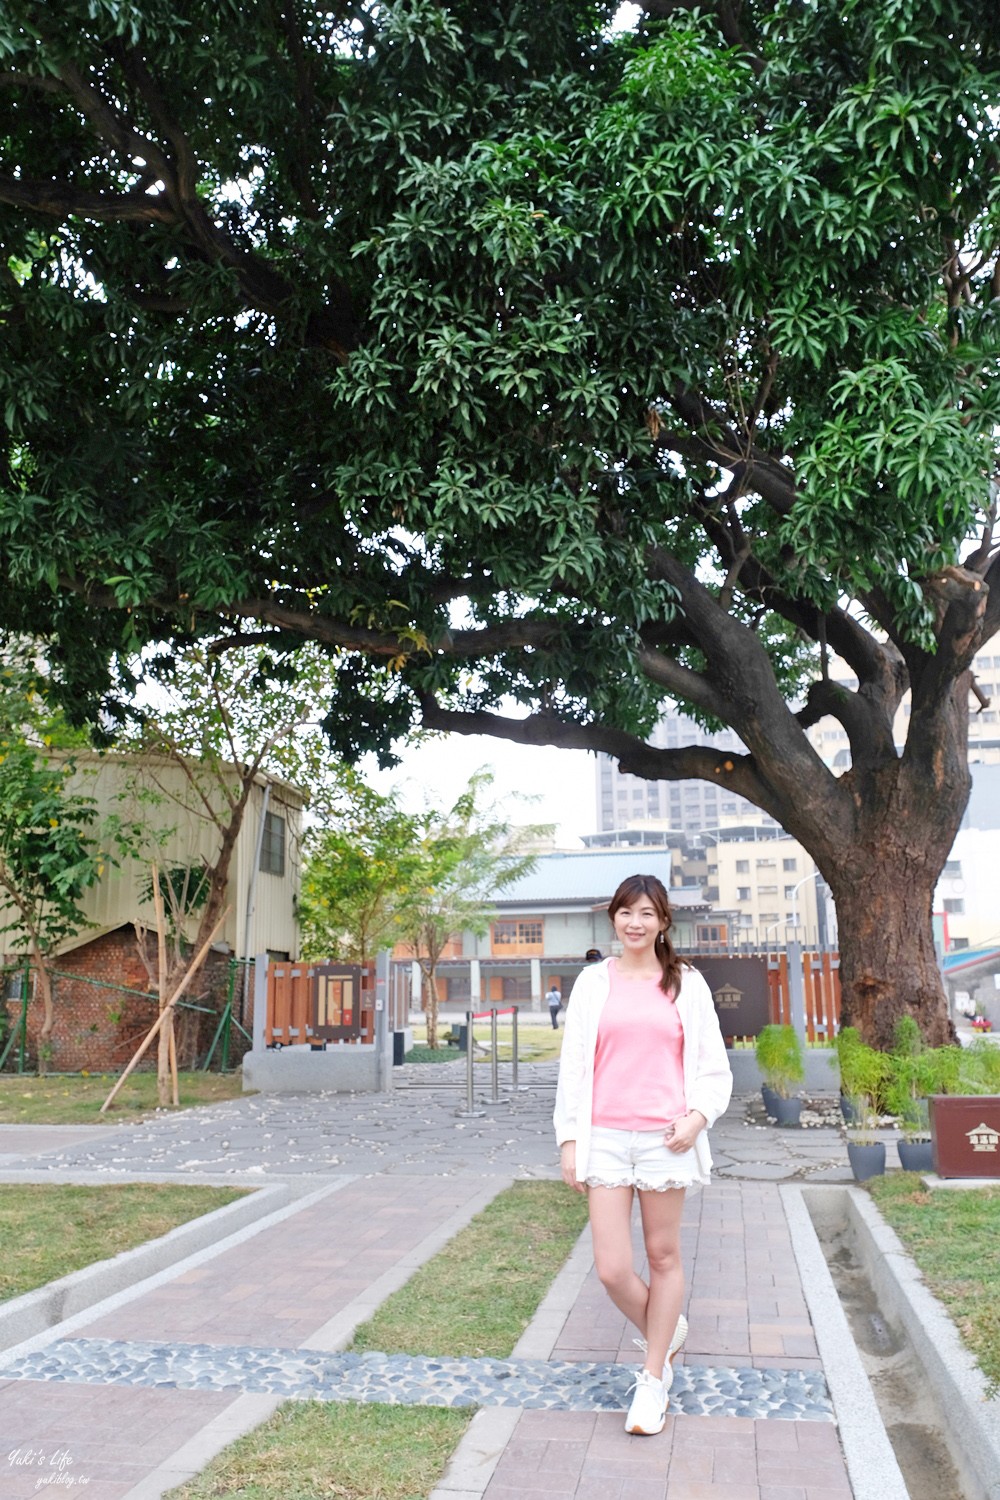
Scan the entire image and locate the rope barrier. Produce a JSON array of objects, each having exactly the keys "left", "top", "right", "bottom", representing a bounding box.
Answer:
[{"left": 457, "top": 1005, "right": 522, "bottom": 1111}]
